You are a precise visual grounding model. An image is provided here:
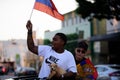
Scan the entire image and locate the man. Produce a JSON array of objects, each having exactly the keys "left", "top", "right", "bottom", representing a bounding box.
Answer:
[
  {"left": 26, "top": 20, "right": 77, "bottom": 80},
  {"left": 75, "top": 41, "right": 98, "bottom": 80}
]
